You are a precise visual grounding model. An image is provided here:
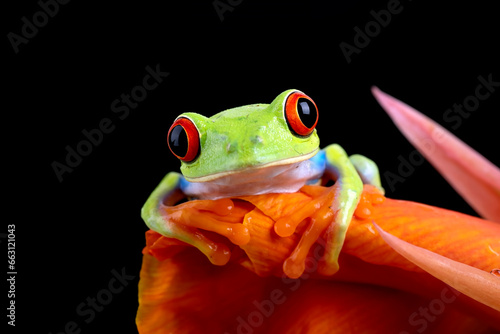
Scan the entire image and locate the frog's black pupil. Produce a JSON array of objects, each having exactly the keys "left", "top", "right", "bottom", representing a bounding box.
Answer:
[
  {"left": 169, "top": 125, "right": 188, "bottom": 157},
  {"left": 297, "top": 98, "right": 317, "bottom": 128}
]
